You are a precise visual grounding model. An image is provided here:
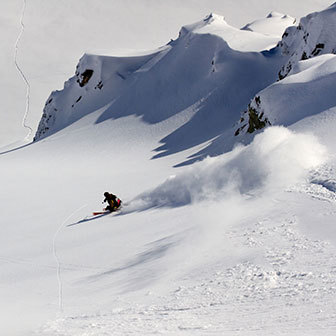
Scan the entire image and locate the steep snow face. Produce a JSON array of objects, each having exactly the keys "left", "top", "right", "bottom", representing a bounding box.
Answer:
[
  {"left": 34, "top": 50, "right": 167, "bottom": 140},
  {"left": 235, "top": 4, "right": 336, "bottom": 138},
  {"left": 236, "top": 55, "right": 336, "bottom": 136},
  {"left": 34, "top": 14, "right": 287, "bottom": 163},
  {"left": 241, "top": 11, "right": 297, "bottom": 37},
  {"left": 278, "top": 3, "right": 336, "bottom": 79},
  {"left": 1, "top": 0, "right": 333, "bottom": 149}
]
